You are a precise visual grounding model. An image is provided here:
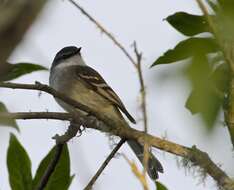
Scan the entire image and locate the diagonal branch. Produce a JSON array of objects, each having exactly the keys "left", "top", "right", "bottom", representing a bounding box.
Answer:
[
  {"left": 83, "top": 139, "right": 126, "bottom": 190},
  {"left": 68, "top": 0, "right": 136, "bottom": 68},
  {"left": 0, "top": 82, "right": 233, "bottom": 189},
  {"left": 88, "top": 121, "right": 234, "bottom": 190},
  {"left": 0, "top": 109, "right": 233, "bottom": 190},
  {"left": 0, "top": 112, "right": 72, "bottom": 120}
]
